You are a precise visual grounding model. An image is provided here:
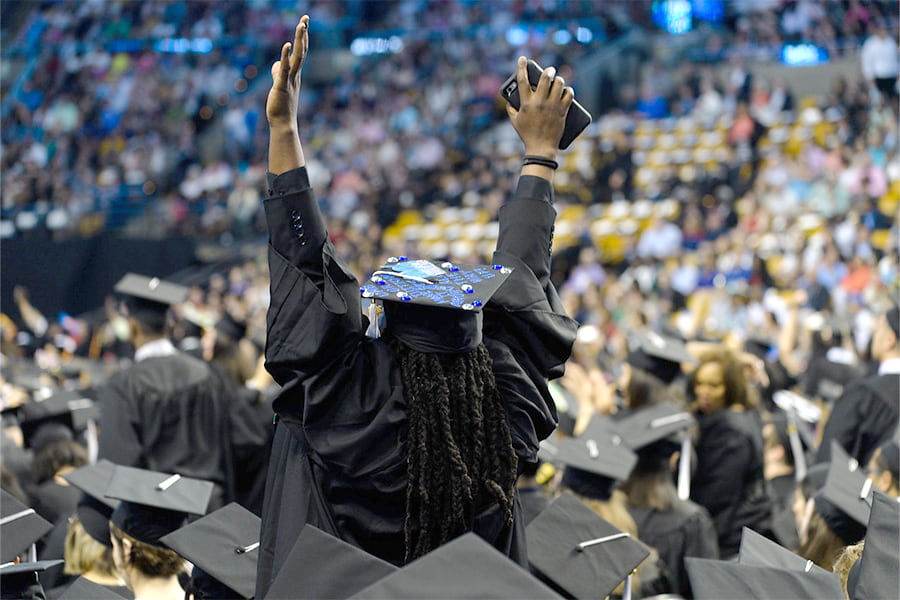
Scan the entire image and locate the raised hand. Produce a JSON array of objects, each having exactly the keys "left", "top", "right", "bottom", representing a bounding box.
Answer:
[
  {"left": 505, "top": 56, "right": 574, "bottom": 160},
  {"left": 266, "top": 15, "right": 310, "bottom": 130}
]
